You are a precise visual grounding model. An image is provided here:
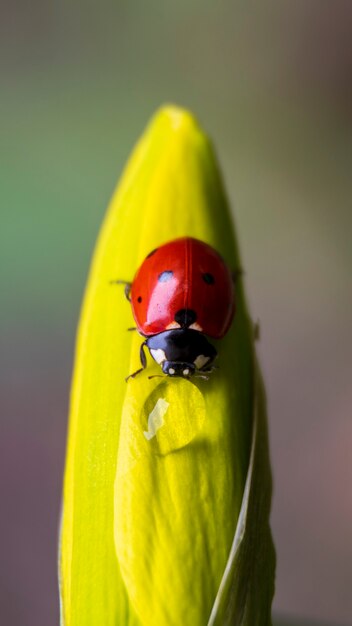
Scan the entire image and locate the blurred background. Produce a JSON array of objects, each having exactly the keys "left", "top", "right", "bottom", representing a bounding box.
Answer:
[{"left": 1, "top": 1, "right": 351, "bottom": 625}]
